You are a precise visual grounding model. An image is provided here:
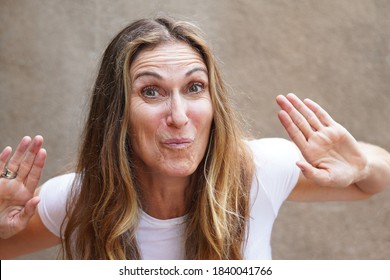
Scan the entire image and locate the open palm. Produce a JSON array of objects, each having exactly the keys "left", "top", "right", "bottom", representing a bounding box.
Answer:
[
  {"left": 276, "top": 94, "right": 367, "bottom": 188},
  {"left": 0, "top": 136, "right": 46, "bottom": 239}
]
